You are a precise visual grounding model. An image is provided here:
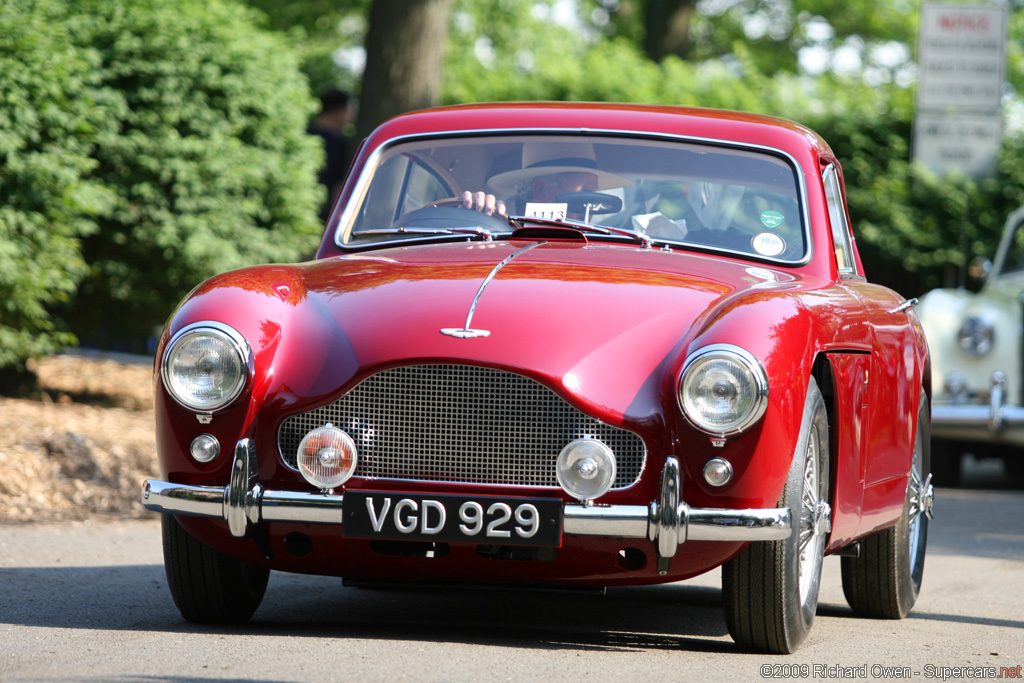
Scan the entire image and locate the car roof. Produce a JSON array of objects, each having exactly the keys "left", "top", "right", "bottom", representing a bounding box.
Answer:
[{"left": 363, "top": 102, "right": 834, "bottom": 167}]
